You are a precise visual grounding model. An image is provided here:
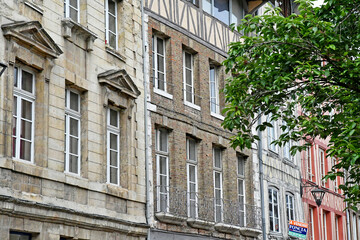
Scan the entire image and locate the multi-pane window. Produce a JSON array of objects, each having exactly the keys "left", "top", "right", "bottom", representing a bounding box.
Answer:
[
  {"left": 306, "top": 146, "right": 313, "bottom": 181},
  {"left": 319, "top": 148, "right": 326, "bottom": 187},
  {"left": 352, "top": 214, "right": 357, "bottom": 240},
  {"left": 13, "top": 67, "right": 35, "bottom": 162},
  {"left": 308, "top": 207, "right": 314, "bottom": 240},
  {"left": 323, "top": 211, "right": 328, "bottom": 239},
  {"left": 202, "top": 0, "right": 244, "bottom": 25},
  {"left": 237, "top": 155, "right": 245, "bottom": 226},
  {"left": 285, "top": 193, "right": 294, "bottom": 222},
  {"left": 282, "top": 121, "right": 291, "bottom": 160},
  {"left": 156, "top": 128, "right": 169, "bottom": 212},
  {"left": 268, "top": 116, "right": 278, "bottom": 153},
  {"left": 152, "top": 36, "right": 166, "bottom": 92},
  {"left": 64, "top": 0, "right": 79, "bottom": 22},
  {"left": 213, "top": 147, "right": 223, "bottom": 222},
  {"left": 10, "top": 231, "right": 32, "bottom": 240},
  {"left": 187, "top": 138, "right": 198, "bottom": 218},
  {"left": 332, "top": 157, "right": 338, "bottom": 191},
  {"left": 268, "top": 188, "right": 280, "bottom": 232},
  {"left": 209, "top": 67, "right": 220, "bottom": 114},
  {"left": 107, "top": 108, "right": 120, "bottom": 184},
  {"left": 183, "top": 52, "right": 195, "bottom": 104},
  {"left": 105, "top": 0, "right": 118, "bottom": 49},
  {"left": 65, "top": 89, "right": 81, "bottom": 174},
  {"left": 335, "top": 215, "right": 339, "bottom": 240}
]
